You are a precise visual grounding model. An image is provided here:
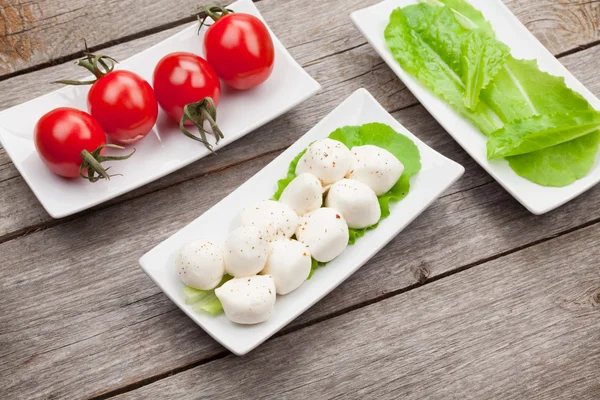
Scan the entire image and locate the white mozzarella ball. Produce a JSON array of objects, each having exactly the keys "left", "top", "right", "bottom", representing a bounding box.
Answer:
[
  {"left": 279, "top": 173, "right": 323, "bottom": 216},
  {"left": 347, "top": 145, "right": 404, "bottom": 195},
  {"left": 325, "top": 179, "right": 381, "bottom": 229},
  {"left": 175, "top": 240, "right": 225, "bottom": 290},
  {"left": 240, "top": 200, "right": 299, "bottom": 241},
  {"left": 224, "top": 226, "right": 268, "bottom": 277},
  {"left": 261, "top": 239, "right": 312, "bottom": 295},
  {"left": 215, "top": 275, "right": 276, "bottom": 324},
  {"left": 295, "top": 138, "right": 351, "bottom": 185},
  {"left": 295, "top": 207, "right": 349, "bottom": 262}
]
